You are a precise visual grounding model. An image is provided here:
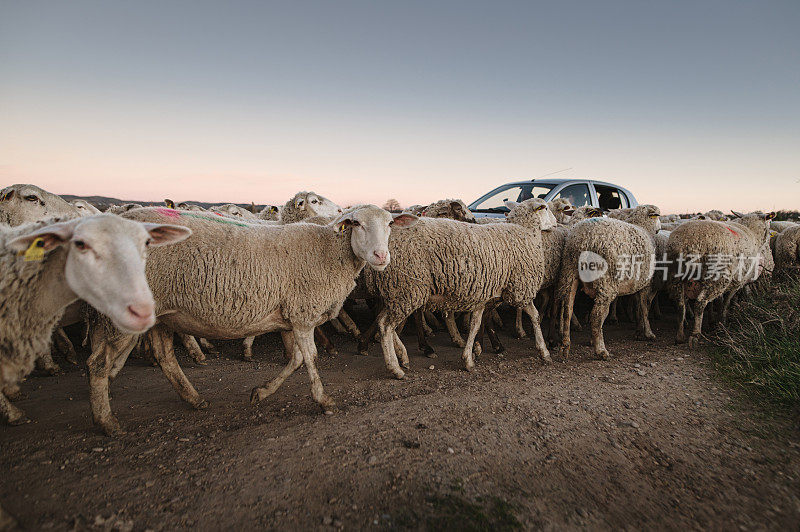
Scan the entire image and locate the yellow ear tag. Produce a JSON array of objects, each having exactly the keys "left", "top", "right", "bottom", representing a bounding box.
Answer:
[
  {"left": 21, "top": 237, "right": 46, "bottom": 262},
  {"left": 338, "top": 223, "right": 347, "bottom": 234}
]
